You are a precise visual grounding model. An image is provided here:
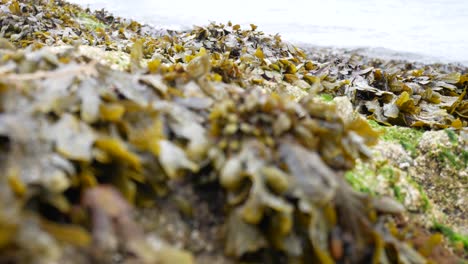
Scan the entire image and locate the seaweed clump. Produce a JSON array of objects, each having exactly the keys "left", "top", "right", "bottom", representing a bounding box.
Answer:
[
  {"left": 306, "top": 49, "right": 468, "bottom": 129},
  {"left": 0, "top": 40, "right": 430, "bottom": 264},
  {"left": 0, "top": 0, "right": 146, "bottom": 50},
  {"left": 2, "top": 0, "right": 467, "bottom": 130}
]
